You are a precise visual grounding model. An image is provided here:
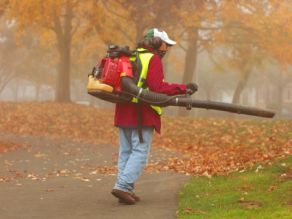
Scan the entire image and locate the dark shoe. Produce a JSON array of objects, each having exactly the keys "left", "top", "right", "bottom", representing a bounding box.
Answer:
[
  {"left": 119, "top": 193, "right": 140, "bottom": 203},
  {"left": 131, "top": 193, "right": 140, "bottom": 202},
  {"left": 111, "top": 189, "right": 135, "bottom": 205}
]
